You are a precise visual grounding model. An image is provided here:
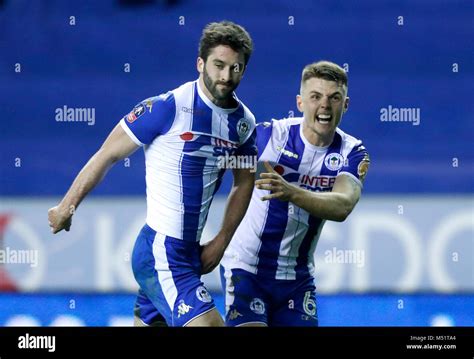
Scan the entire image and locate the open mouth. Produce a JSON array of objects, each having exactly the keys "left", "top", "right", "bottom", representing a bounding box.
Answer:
[{"left": 316, "top": 114, "right": 332, "bottom": 124}]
